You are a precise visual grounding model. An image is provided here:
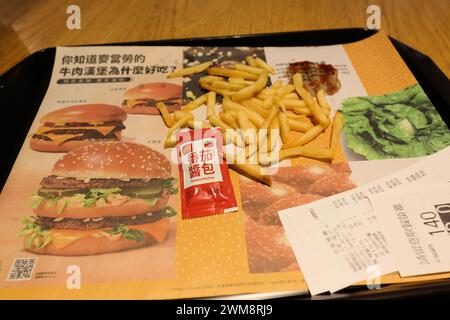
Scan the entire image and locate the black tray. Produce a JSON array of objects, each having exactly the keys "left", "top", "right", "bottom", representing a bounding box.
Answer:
[{"left": 1, "top": 28, "right": 449, "bottom": 300}]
